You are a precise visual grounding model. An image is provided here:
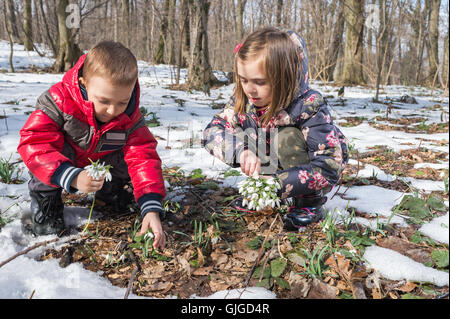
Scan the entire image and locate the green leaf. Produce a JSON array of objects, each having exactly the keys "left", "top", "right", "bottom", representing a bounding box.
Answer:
[
  {"left": 247, "top": 236, "right": 264, "bottom": 250},
  {"left": 396, "top": 195, "right": 431, "bottom": 220},
  {"left": 189, "top": 168, "right": 205, "bottom": 179},
  {"left": 252, "top": 265, "right": 271, "bottom": 279},
  {"left": 287, "top": 252, "right": 306, "bottom": 267},
  {"left": 274, "top": 277, "right": 290, "bottom": 290},
  {"left": 426, "top": 195, "right": 447, "bottom": 212},
  {"left": 256, "top": 278, "right": 273, "bottom": 289},
  {"left": 431, "top": 249, "right": 449, "bottom": 268},
  {"left": 270, "top": 258, "right": 287, "bottom": 278},
  {"left": 196, "top": 181, "right": 219, "bottom": 190},
  {"left": 401, "top": 293, "right": 423, "bottom": 299}
]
